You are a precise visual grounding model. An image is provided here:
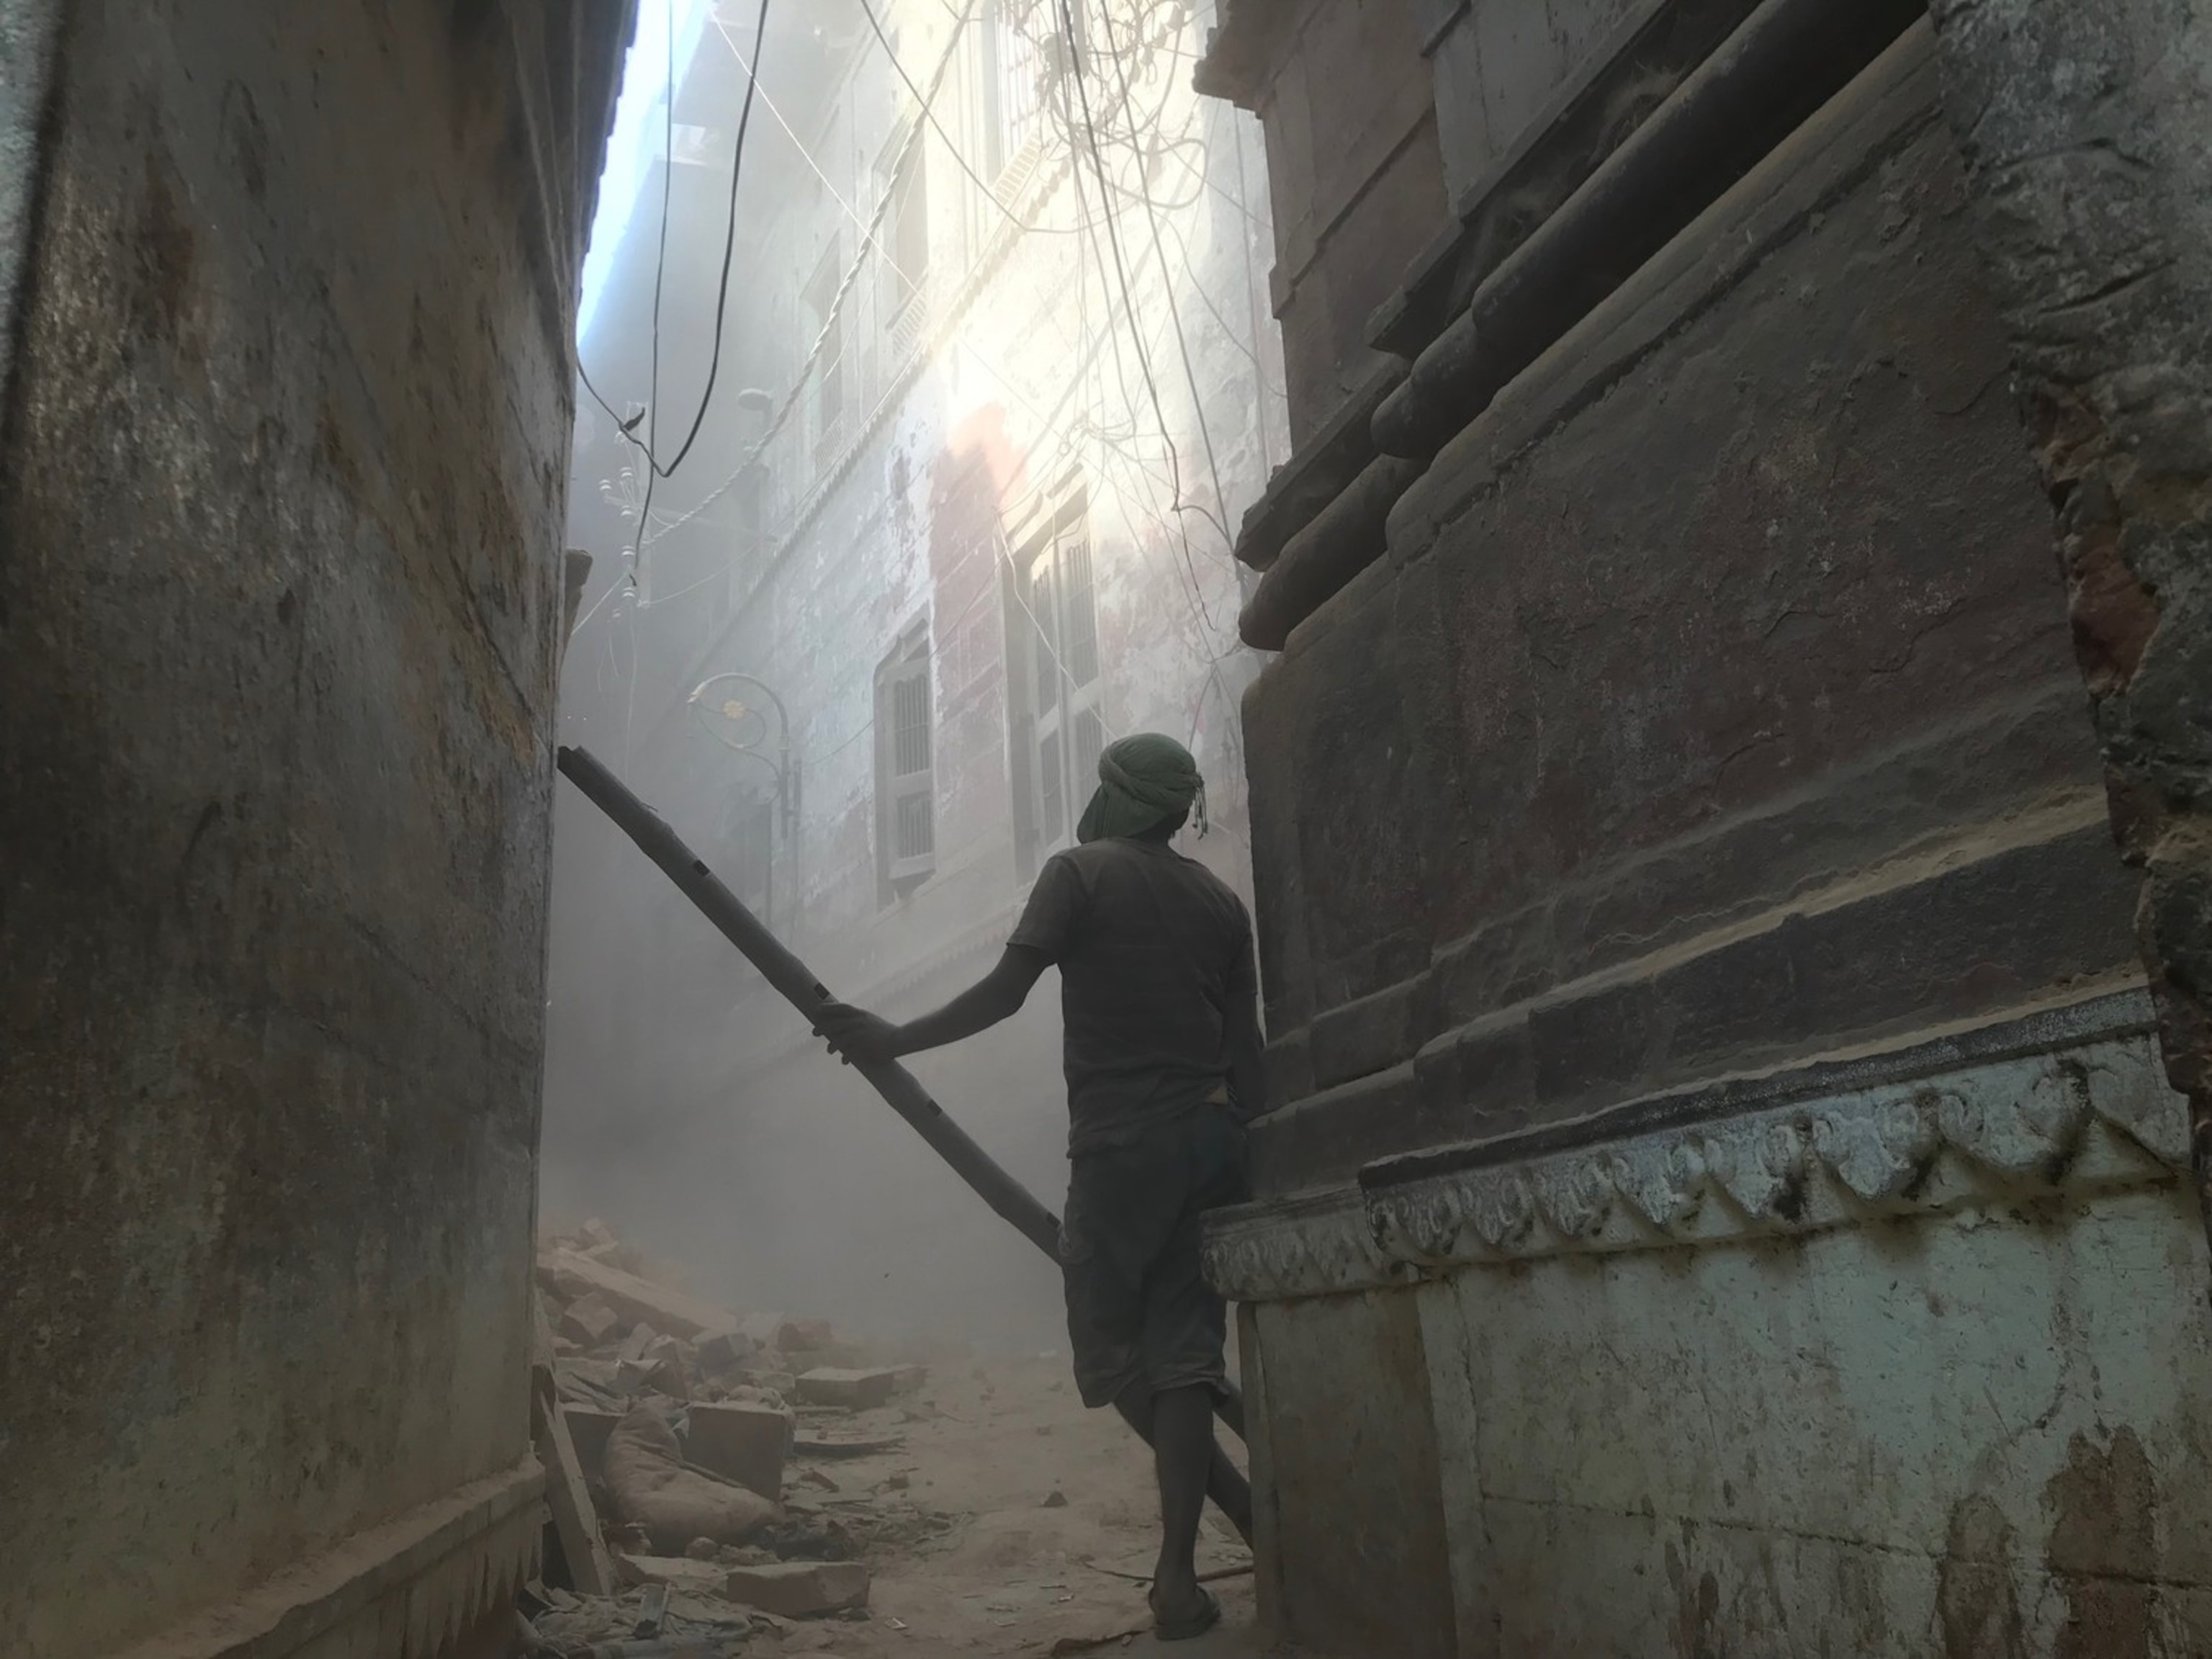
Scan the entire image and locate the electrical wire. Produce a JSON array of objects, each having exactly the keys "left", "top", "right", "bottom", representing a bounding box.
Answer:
[
  {"left": 1056, "top": 0, "right": 1223, "bottom": 624},
  {"left": 611, "top": 6, "right": 1203, "bottom": 629},
  {"left": 1094, "top": 0, "right": 1233, "bottom": 541},
  {"left": 855, "top": 0, "right": 1025, "bottom": 230},
  {"left": 654, "top": 0, "right": 772, "bottom": 478},
  {"left": 576, "top": 0, "right": 773, "bottom": 591},
  {"left": 630, "top": 0, "right": 681, "bottom": 584},
  {"left": 646, "top": 0, "right": 980, "bottom": 549},
  {"left": 598, "top": 0, "right": 1265, "bottom": 789}
]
